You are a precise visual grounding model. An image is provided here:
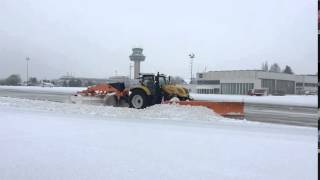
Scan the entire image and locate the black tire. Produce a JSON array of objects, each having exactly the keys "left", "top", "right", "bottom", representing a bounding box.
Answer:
[
  {"left": 178, "top": 96, "right": 187, "bottom": 101},
  {"left": 129, "top": 89, "right": 149, "bottom": 109}
]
